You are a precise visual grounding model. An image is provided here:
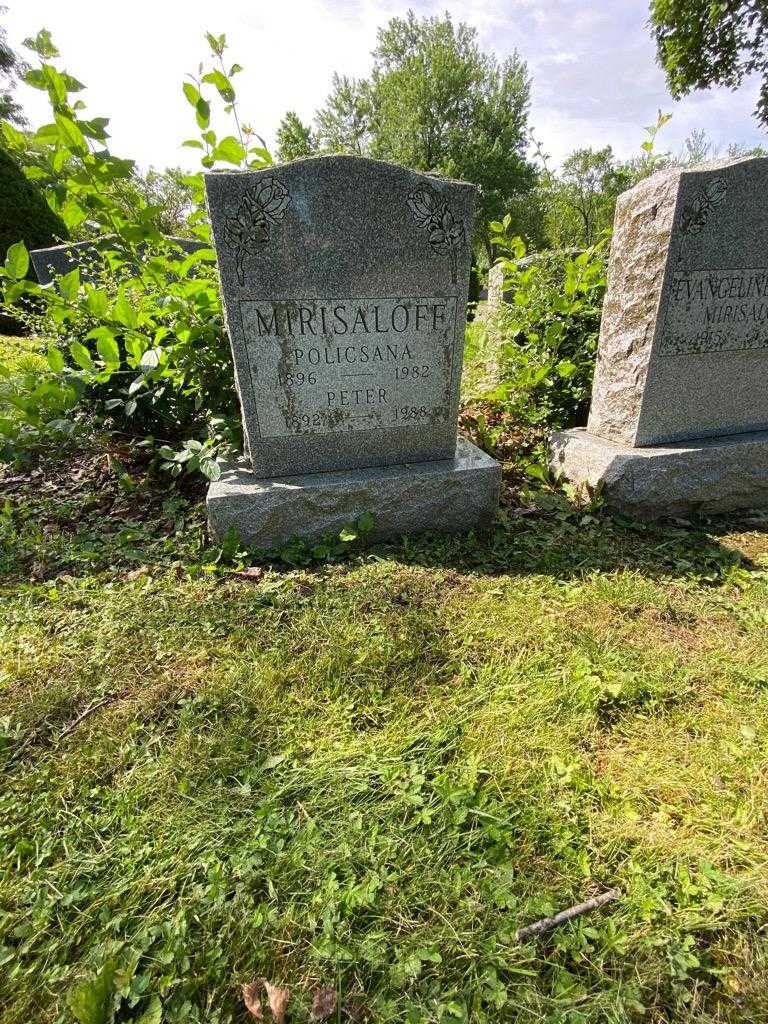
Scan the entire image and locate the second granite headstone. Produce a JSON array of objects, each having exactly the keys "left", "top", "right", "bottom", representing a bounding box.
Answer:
[
  {"left": 550, "top": 155, "right": 768, "bottom": 517},
  {"left": 204, "top": 155, "right": 501, "bottom": 547}
]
